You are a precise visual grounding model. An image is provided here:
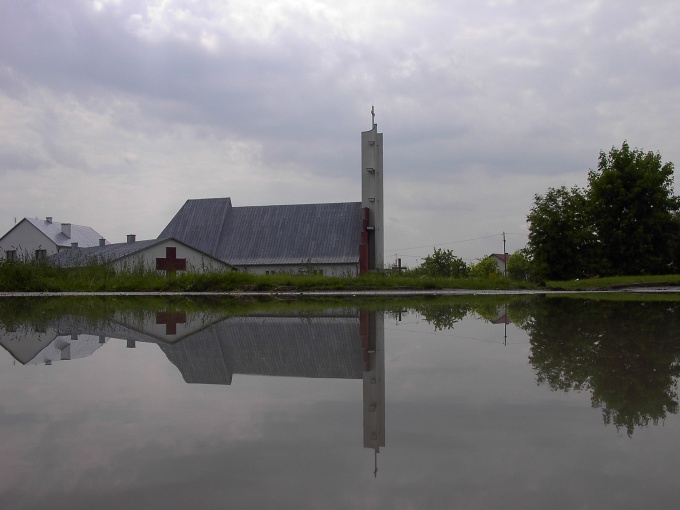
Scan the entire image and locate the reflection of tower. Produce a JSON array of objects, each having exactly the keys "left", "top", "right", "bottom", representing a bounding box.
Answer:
[
  {"left": 361, "top": 310, "right": 385, "bottom": 476},
  {"left": 361, "top": 107, "right": 384, "bottom": 271}
]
